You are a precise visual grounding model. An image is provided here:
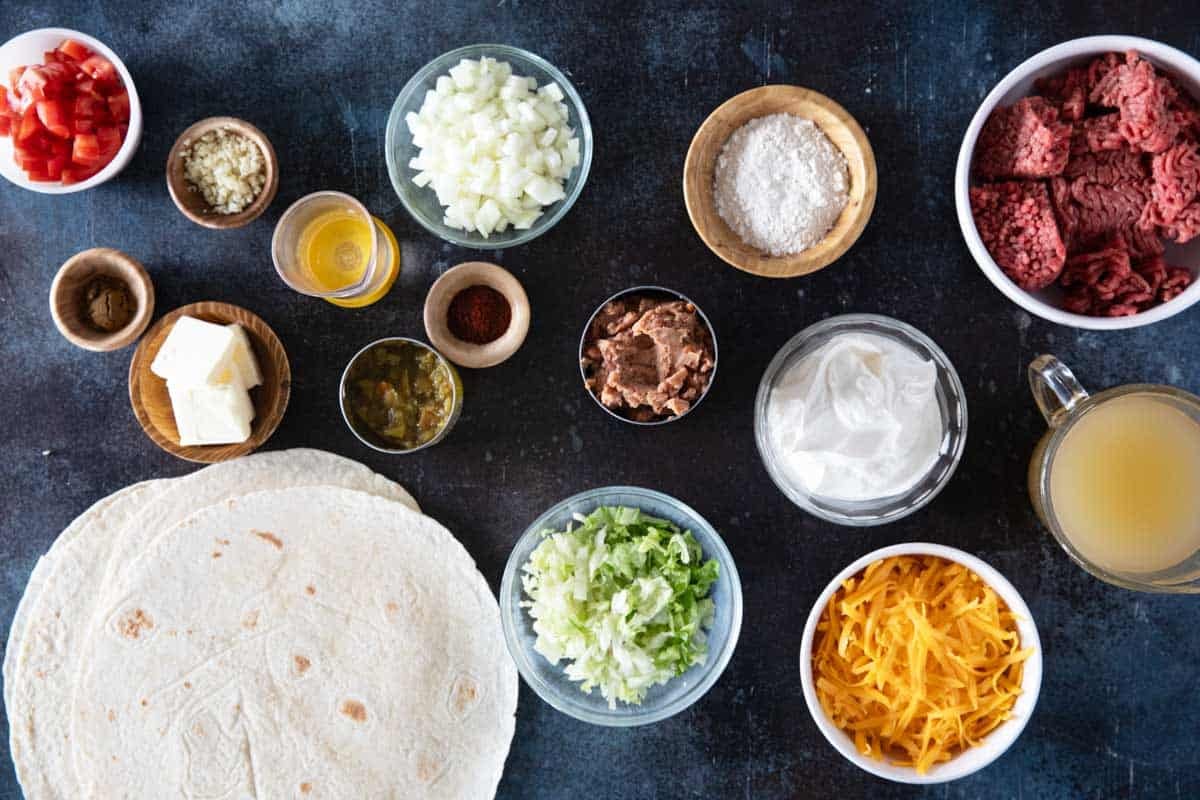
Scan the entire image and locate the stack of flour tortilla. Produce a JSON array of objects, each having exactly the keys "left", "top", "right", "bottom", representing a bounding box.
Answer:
[{"left": 3, "top": 449, "right": 517, "bottom": 799}]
